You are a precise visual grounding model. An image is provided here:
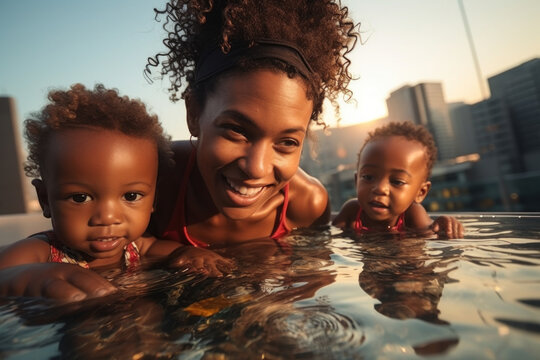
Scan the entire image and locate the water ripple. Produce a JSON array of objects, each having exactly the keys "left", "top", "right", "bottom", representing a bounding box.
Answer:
[{"left": 227, "top": 304, "right": 365, "bottom": 359}]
